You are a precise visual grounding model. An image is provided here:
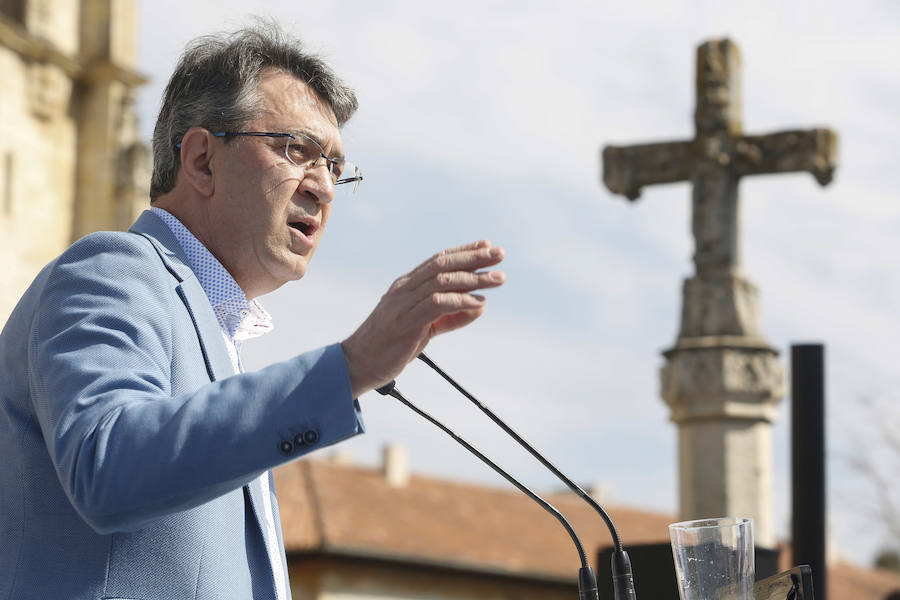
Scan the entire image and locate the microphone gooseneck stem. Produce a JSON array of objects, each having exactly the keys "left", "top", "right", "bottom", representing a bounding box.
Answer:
[
  {"left": 375, "top": 380, "right": 591, "bottom": 571},
  {"left": 417, "top": 351, "right": 623, "bottom": 551},
  {"left": 414, "top": 353, "right": 638, "bottom": 600}
]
